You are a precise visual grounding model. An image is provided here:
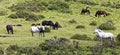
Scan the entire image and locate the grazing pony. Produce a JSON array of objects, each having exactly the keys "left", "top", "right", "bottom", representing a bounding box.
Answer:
[
  {"left": 93, "top": 29, "right": 114, "bottom": 41},
  {"left": 6, "top": 24, "right": 13, "bottom": 34},
  {"left": 42, "top": 20, "right": 54, "bottom": 29},
  {"left": 53, "top": 22, "right": 62, "bottom": 30},
  {"left": 31, "top": 24, "right": 45, "bottom": 37},
  {"left": 95, "top": 10, "right": 110, "bottom": 17},
  {"left": 81, "top": 7, "right": 90, "bottom": 15}
]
